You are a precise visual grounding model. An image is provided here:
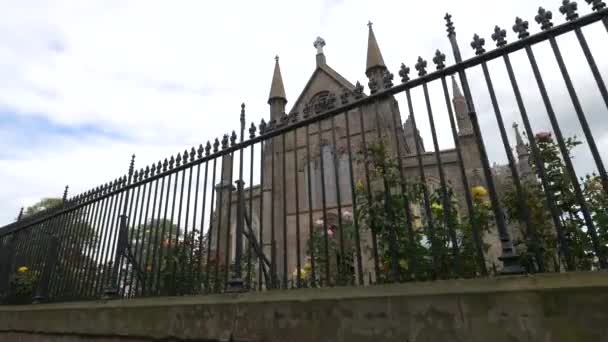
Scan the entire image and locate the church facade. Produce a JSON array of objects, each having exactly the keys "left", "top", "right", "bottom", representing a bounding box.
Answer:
[{"left": 209, "top": 24, "right": 533, "bottom": 285}]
